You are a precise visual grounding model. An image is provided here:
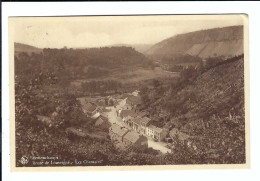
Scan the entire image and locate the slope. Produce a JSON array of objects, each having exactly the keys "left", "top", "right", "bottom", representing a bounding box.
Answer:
[
  {"left": 141, "top": 55, "right": 245, "bottom": 163},
  {"left": 146, "top": 25, "right": 243, "bottom": 61},
  {"left": 14, "top": 42, "right": 43, "bottom": 55}
]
